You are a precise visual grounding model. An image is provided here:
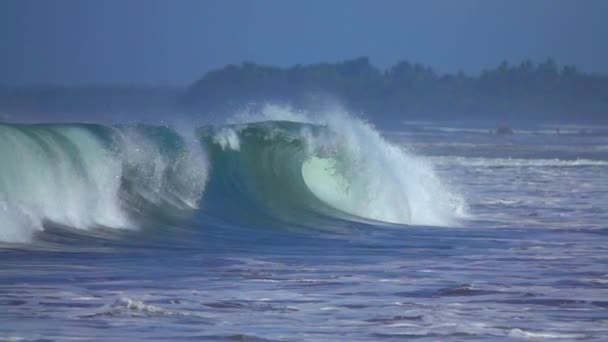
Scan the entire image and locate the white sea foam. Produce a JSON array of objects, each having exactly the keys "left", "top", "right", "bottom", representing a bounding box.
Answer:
[
  {"left": 0, "top": 124, "right": 208, "bottom": 243},
  {"left": 0, "top": 125, "right": 129, "bottom": 242},
  {"left": 223, "top": 104, "right": 466, "bottom": 226},
  {"left": 212, "top": 127, "right": 241, "bottom": 151},
  {"left": 509, "top": 328, "right": 585, "bottom": 339},
  {"left": 432, "top": 156, "right": 608, "bottom": 168}
]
